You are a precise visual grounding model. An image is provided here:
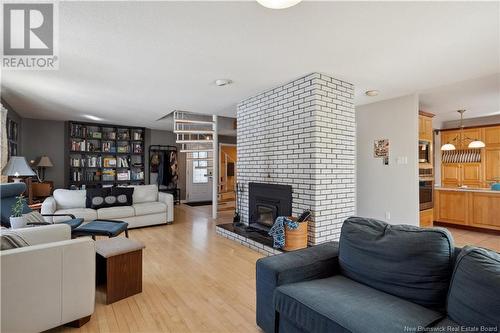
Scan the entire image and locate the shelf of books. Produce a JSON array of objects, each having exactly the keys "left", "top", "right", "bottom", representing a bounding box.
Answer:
[{"left": 66, "top": 121, "right": 146, "bottom": 189}]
